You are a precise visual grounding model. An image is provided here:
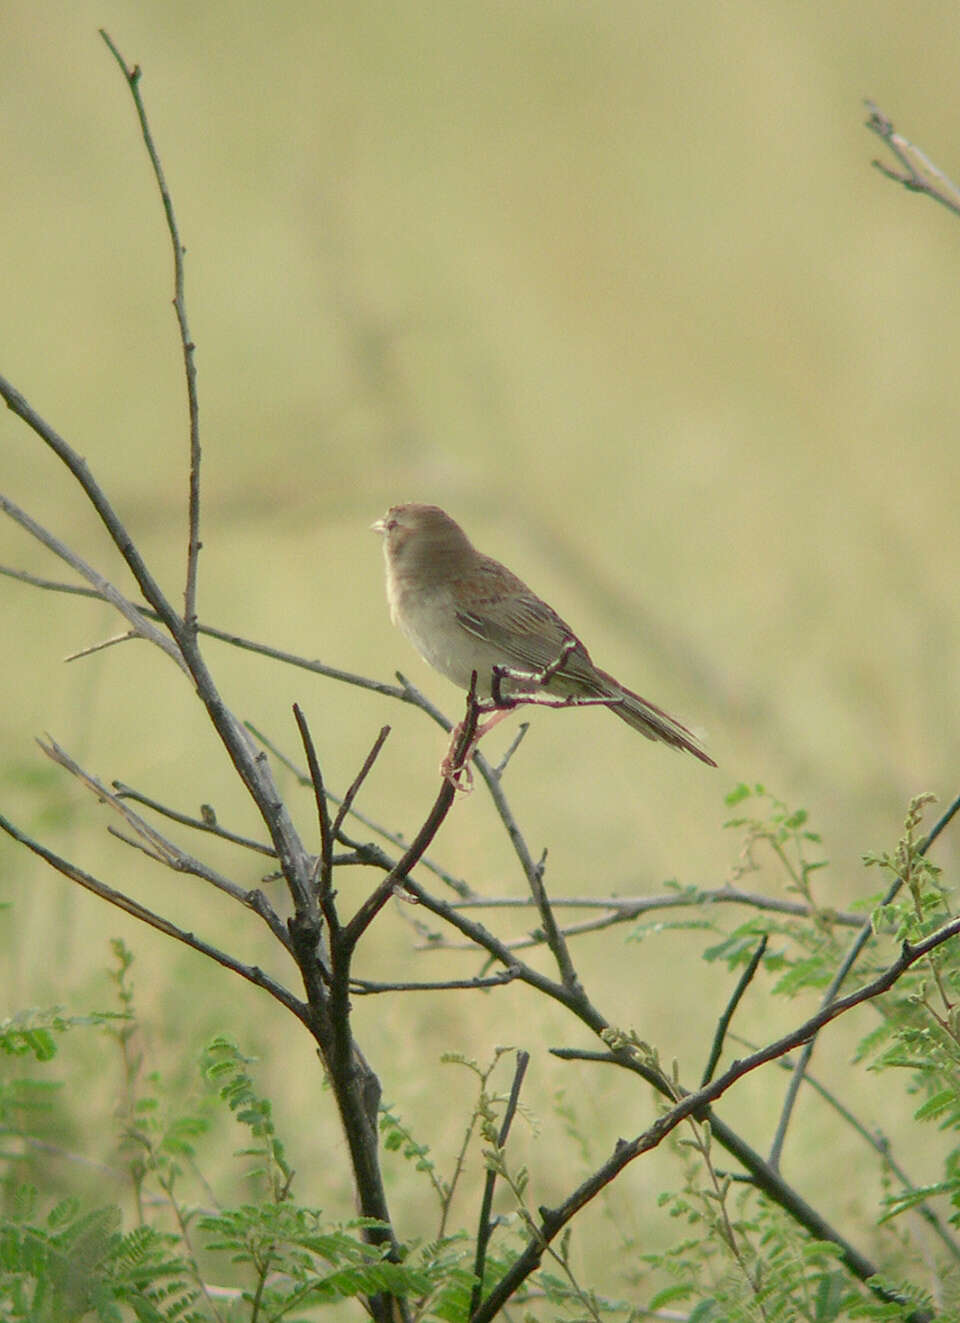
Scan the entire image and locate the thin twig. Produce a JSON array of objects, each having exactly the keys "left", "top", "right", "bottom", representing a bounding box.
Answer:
[
  {"left": 112, "top": 782, "right": 276, "bottom": 858},
  {"left": 448, "top": 888, "right": 862, "bottom": 925},
  {"left": 100, "top": 30, "right": 202, "bottom": 632},
  {"left": 492, "top": 721, "right": 529, "bottom": 778},
  {"left": 0, "top": 811, "right": 307, "bottom": 1022},
  {"left": 39, "top": 738, "right": 291, "bottom": 949},
  {"left": 246, "top": 720, "right": 471, "bottom": 897},
  {"left": 64, "top": 631, "right": 137, "bottom": 662},
  {"left": 331, "top": 725, "right": 391, "bottom": 841},
  {"left": 350, "top": 969, "right": 519, "bottom": 994},
  {"left": 338, "top": 687, "right": 482, "bottom": 952},
  {"left": 700, "top": 936, "right": 767, "bottom": 1087},
  {"left": 0, "top": 379, "right": 185, "bottom": 643},
  {"left": 768, "top": 792, "right": 959, "bottom": 1170},
  {"left": 922, "top": 791, "right": 960, "bottom": 853},
  {"left": 865, "top": 100, "right": 960, "bottom": 219},
  {"left": 0, "top": 491, "right": 187, "bottom": 674},
  {"left": 469, "top": 1050, "right": 531, "bottom": 1319},
  {"left": 293, "top": 703, "right": 333, "bottom": 897},
  {"left": 527, "top": 850, "right": 580, "bottom": 993}
]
